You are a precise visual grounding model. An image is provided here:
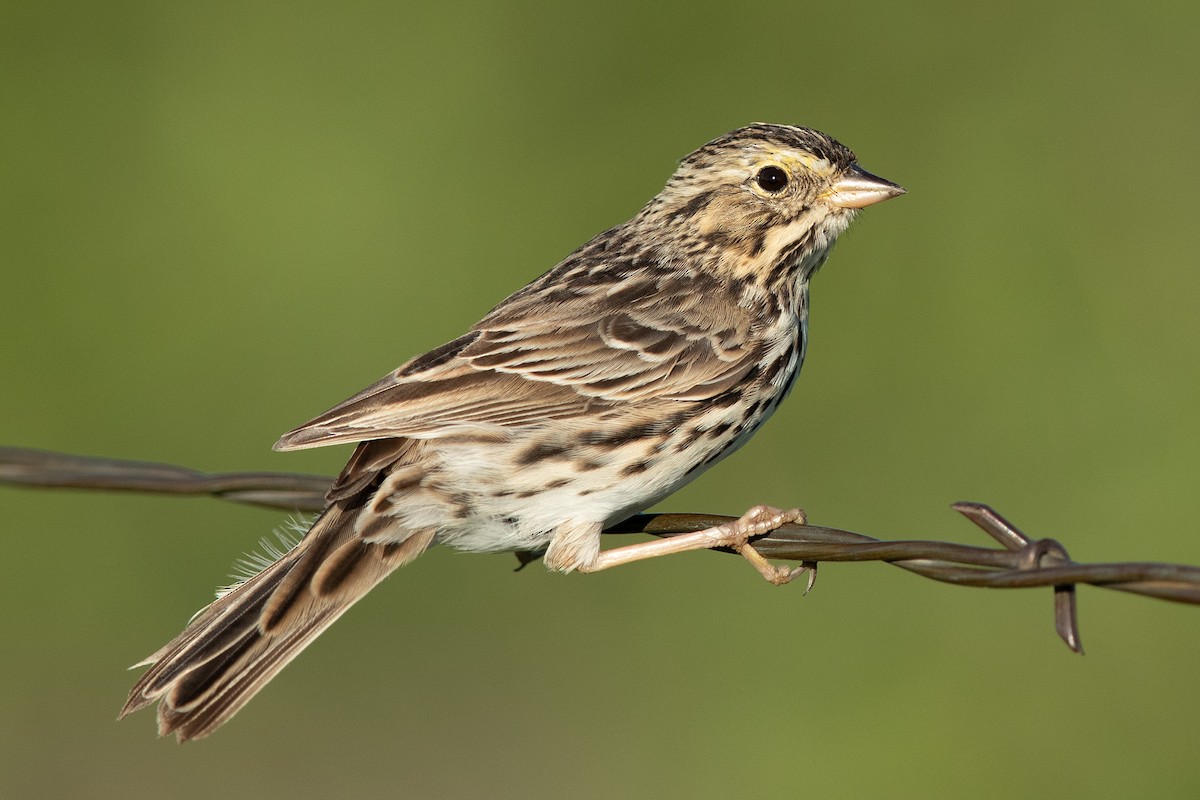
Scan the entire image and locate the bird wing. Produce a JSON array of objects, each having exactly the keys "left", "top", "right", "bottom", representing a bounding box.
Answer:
[{"left": 274, "top": 269, "right": 763, "bottom": 451}]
